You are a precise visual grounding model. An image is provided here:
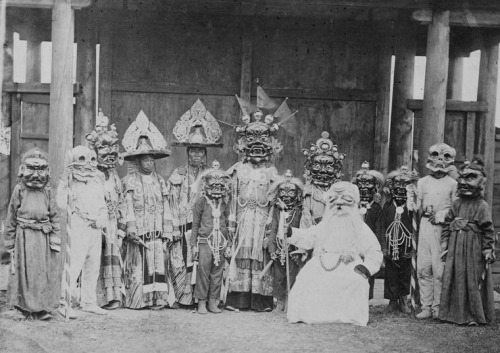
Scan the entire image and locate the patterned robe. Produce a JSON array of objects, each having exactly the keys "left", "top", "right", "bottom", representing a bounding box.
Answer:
[
  {"left": 226, "top": 161, "right": 278, "bottom": 310},
  {"left": 4, "top": 184, "right": 61, "bottom": 312},
  {"left": 122, "top": 171, "right": 175, "bottom": 308}
]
